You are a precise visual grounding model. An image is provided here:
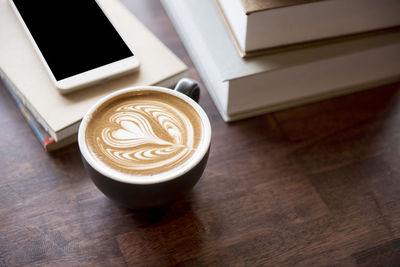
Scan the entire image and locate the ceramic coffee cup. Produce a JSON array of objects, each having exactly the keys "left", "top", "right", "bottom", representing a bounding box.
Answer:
[{"left": 78, "top": 79, "right": 211, "bottom": 209}]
